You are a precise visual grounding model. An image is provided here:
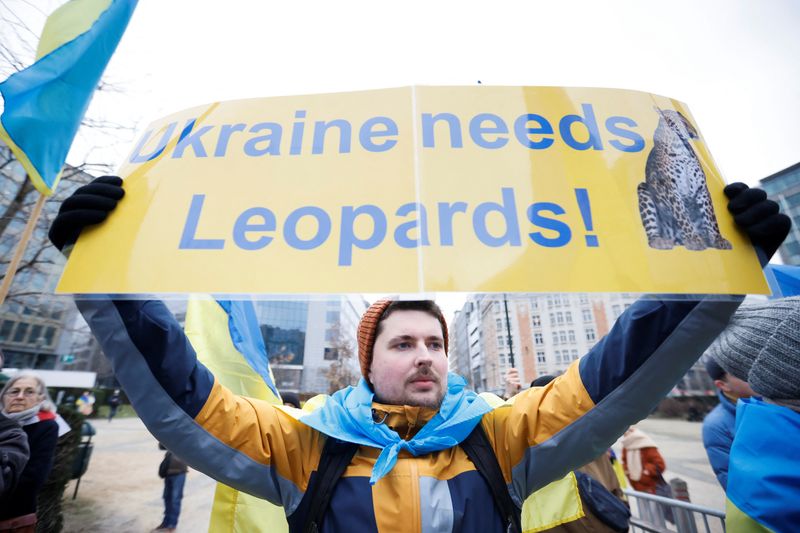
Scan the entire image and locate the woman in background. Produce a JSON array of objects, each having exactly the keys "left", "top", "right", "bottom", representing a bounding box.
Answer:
[
  {"left": 621, "top": 427, "right": 665, "bottom": 493},
  {"left": 622, "top": 426, "right": 672, "bottom": 526},
  {"left": 0, "top": 372, "right": 61, "bottom": 532}
]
